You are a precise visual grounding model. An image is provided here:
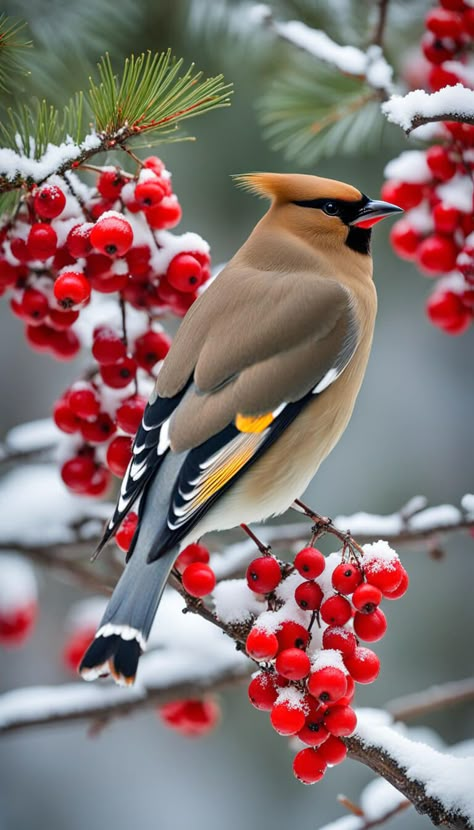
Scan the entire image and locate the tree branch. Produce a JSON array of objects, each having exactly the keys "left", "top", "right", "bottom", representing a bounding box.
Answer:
[
  {"left": 371, "top": 0, "right": 390, "bottom": 49},
  {"left": 386, "top": 678, "right": 474, "bottom": 722},
  {"left": 345, "top": 716, "right": 474, "bottom": 830},
  {"left": 382, "top": 86, "right": 474, "bottom": 134}
]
